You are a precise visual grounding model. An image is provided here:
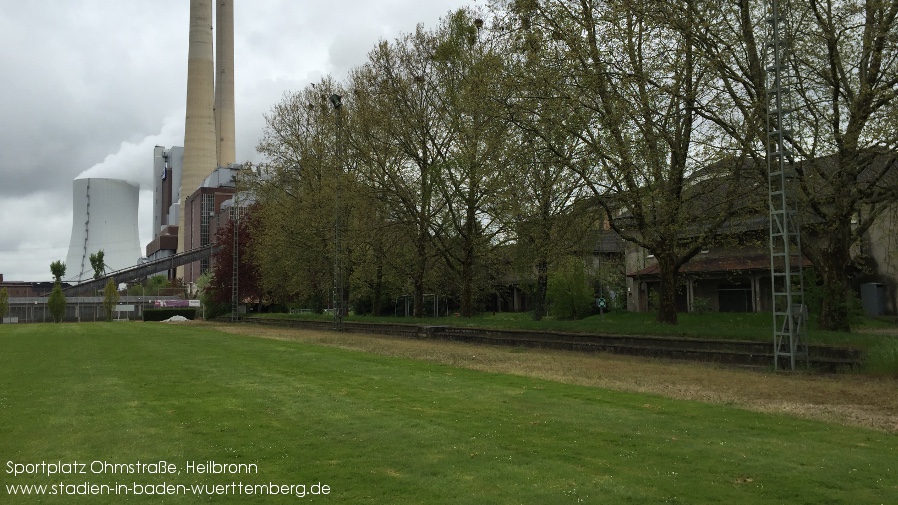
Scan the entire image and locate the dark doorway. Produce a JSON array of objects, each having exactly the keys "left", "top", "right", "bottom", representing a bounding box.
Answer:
[{"left": 718, "top": 280, "right": 753, "bottom": 312}]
